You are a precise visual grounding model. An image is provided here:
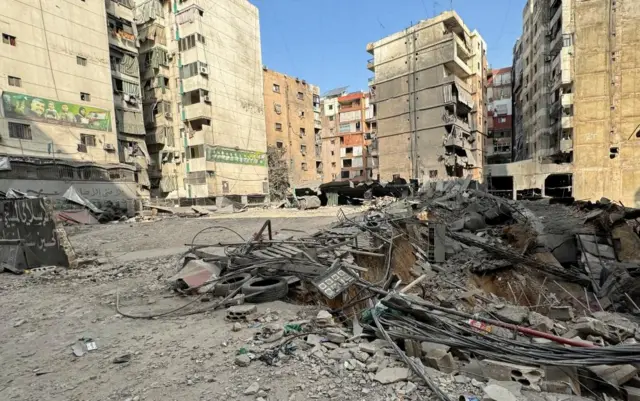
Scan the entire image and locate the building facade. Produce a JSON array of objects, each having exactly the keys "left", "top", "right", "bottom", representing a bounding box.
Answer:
[
  {"left": 137, "top": 0, "right": 269, "bottom": 203},
  {"left": 336, "top": 91, "right": 376, "bottom": 181},
  {"left": 108, "top": 0, "right": 149, "bottom": 198},
  {"left": 486, "top": 0, "right": 574, "bottom": 199},
  {"left": 366, "top": 11, "right": 487, "bottom": 182},
  {"left": 0, "top": 0, "right": 138, "bottom": 208},
  {"left": 319, "top": 87, "right": 347, "bottom": 181},
  {"left": 486, "top": 67, "right": 513, "bottom": 165},
  {"left": 262, "top": 68, "right": 321, "bottom": 187}
]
